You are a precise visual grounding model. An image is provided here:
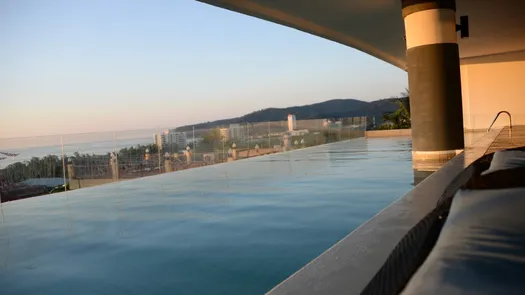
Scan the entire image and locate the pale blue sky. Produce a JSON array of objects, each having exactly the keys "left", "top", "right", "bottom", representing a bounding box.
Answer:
[{"left": 0, "top": 0, "right": 407, "bottom": 139}]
